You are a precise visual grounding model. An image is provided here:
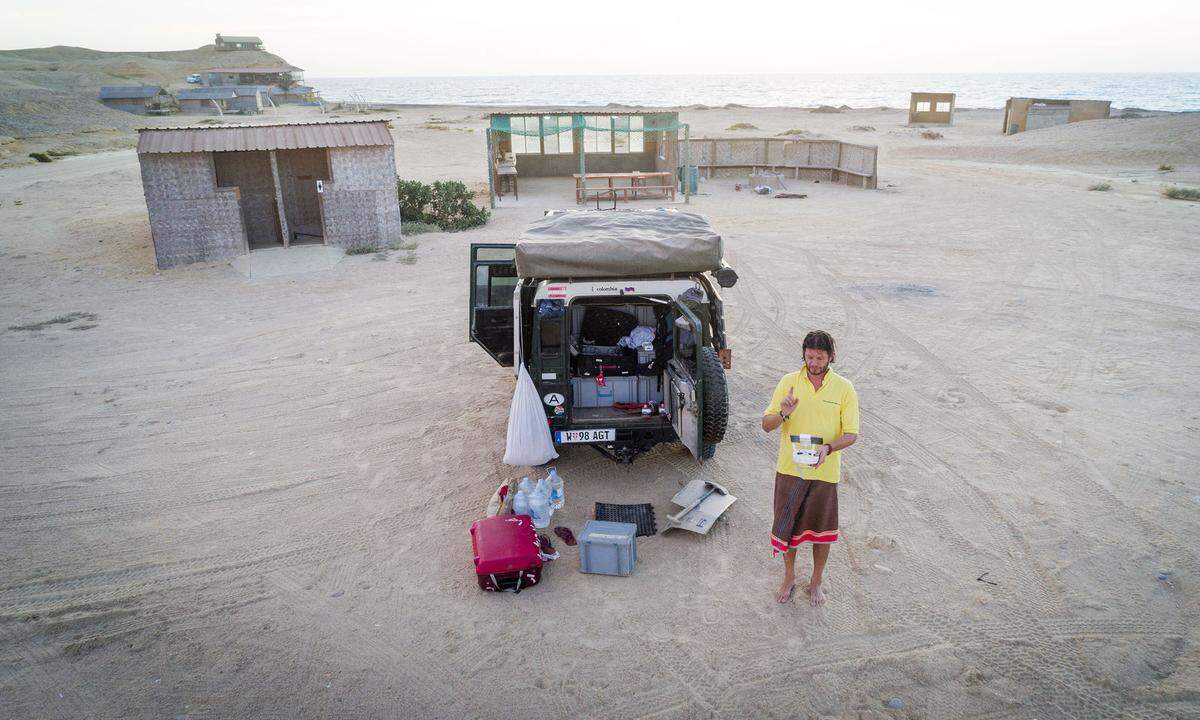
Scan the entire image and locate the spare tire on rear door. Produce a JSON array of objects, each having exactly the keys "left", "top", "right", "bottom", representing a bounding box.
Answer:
[{"left": 699, "top": 346, "right": 728, "bottom": 445}]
